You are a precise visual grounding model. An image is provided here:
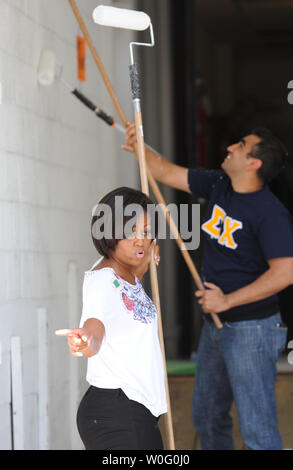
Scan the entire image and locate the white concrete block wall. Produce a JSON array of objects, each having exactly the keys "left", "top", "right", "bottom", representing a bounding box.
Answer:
[{"left": 0, "top": 0, "right": 139, "bottom": 449}]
